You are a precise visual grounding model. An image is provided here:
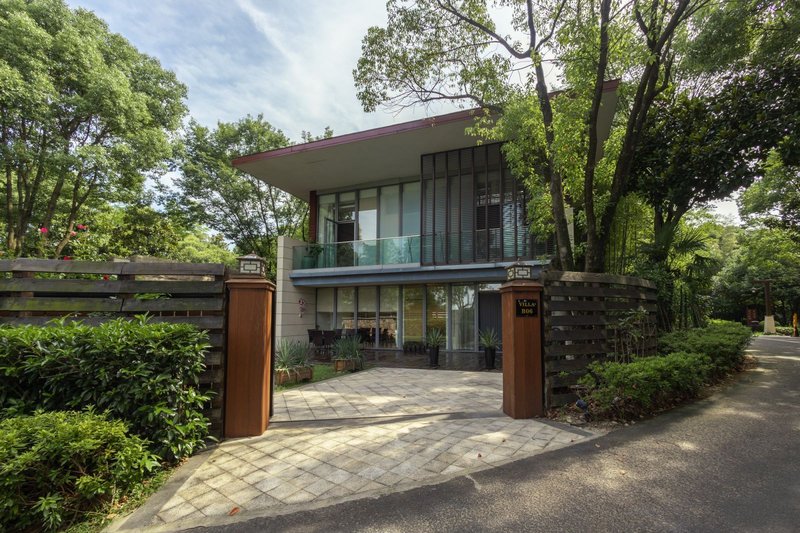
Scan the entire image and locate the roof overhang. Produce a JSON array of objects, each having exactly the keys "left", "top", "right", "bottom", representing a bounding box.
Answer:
[{"left": 233, "top": 80, "right": 620, "bottom": 200}]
